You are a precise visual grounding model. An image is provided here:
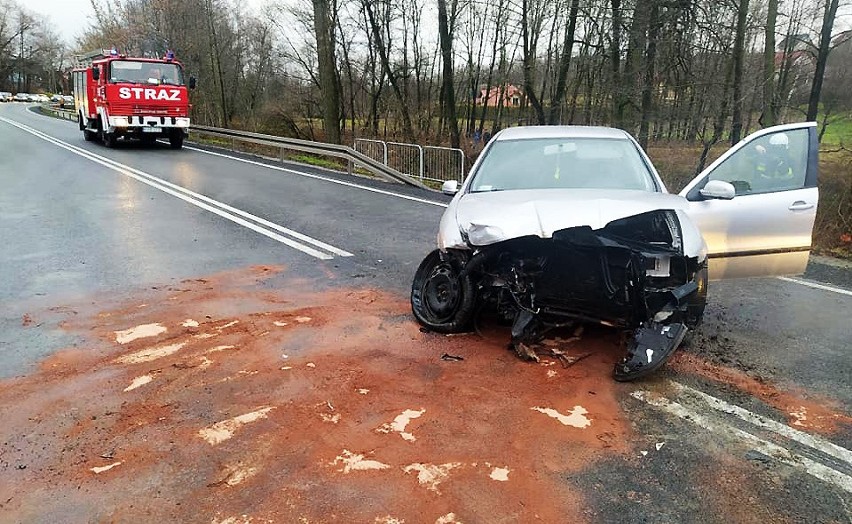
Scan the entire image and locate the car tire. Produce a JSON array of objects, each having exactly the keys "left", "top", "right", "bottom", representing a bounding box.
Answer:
[
  {"left": 83, "top": 129, "right": 95, "bottom": 141},
  {"left": 169, "top": 133, "right": 184, "bottom": 150},
  {"left": 411, "top": 249, "right": 476, "bottom": 333}
]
